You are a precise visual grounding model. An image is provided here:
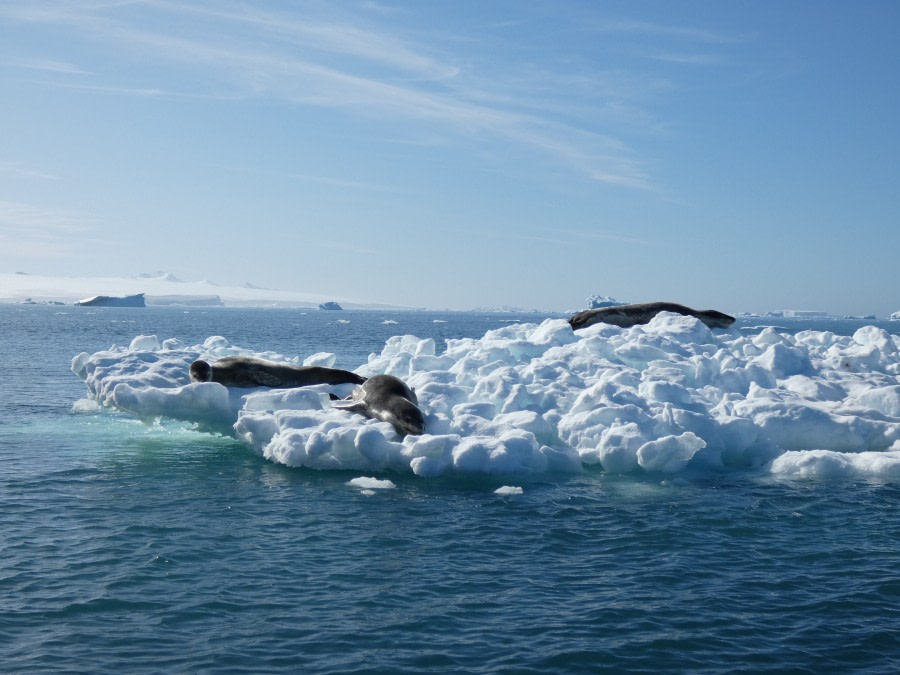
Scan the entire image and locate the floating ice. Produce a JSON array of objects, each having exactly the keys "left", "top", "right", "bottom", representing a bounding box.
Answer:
[
  {"left": 769, "top": 444, "right": 900, "bottom": 479},
  {"left": 347, "top": 477, "right": 397, "bottom": 490},
  {"left": 72, "top": 314, "right": 900, "bottom": 479},
  {"left": 494, "top": 485, "right": 524, "bottom": 495},
  {"left": 70, "top": 398, "right": 101, "bottom": 414}
]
